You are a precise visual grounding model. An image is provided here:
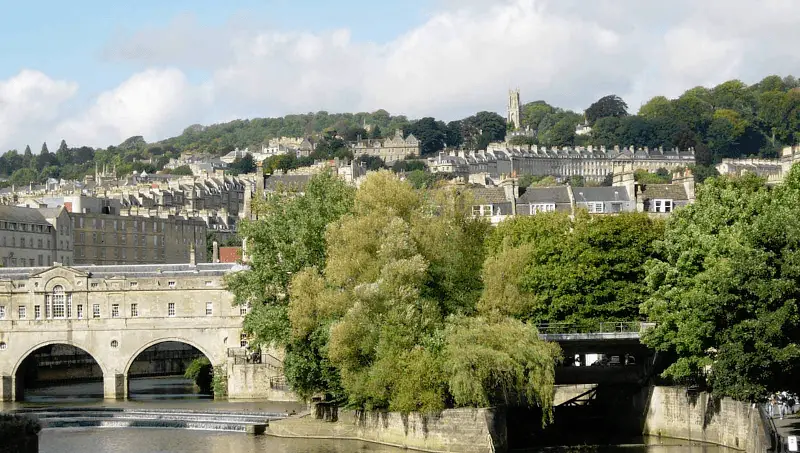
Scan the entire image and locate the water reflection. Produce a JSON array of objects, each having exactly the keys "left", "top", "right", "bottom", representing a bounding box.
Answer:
[
  {"left": 40, "top": 428, "right": 405, "bottom": 453},
  {"left": 128, "top": 376, "right": 212, "bottom": 400}
]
